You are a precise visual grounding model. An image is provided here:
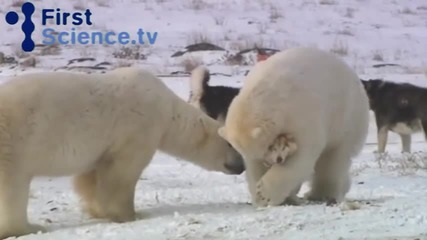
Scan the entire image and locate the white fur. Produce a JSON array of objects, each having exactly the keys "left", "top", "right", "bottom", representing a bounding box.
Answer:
[
  {"left": 391, "top": 121, "right": 422, "bottom": 135},
  {"left": 264, "top": 134, "right": 297, "bottom": 166},
  {"left": 219, "top": 48, "right": 370, "bottom": 207},
  {"left": 378, "top": 120, "right": 422, "bottom": 153},
  {"left": 188, "top": 65, "right": 208, "bottom": 110},
  {"left": 0, "top": 67, "right": 243, "bottom": 239}
]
